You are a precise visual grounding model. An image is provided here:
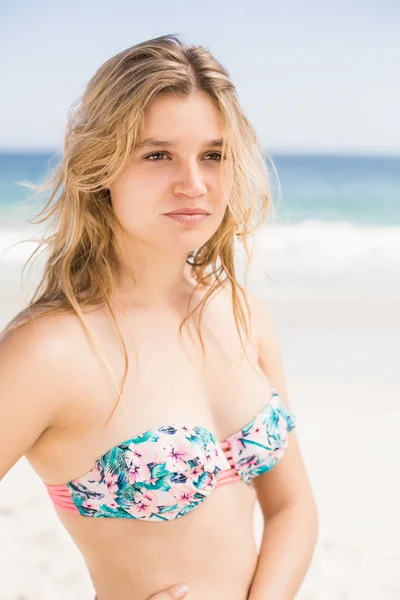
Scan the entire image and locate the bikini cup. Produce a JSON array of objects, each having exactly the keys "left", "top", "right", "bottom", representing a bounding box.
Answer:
[{"left": 45, "top": 387, "right": 296, "bottom": 521}]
